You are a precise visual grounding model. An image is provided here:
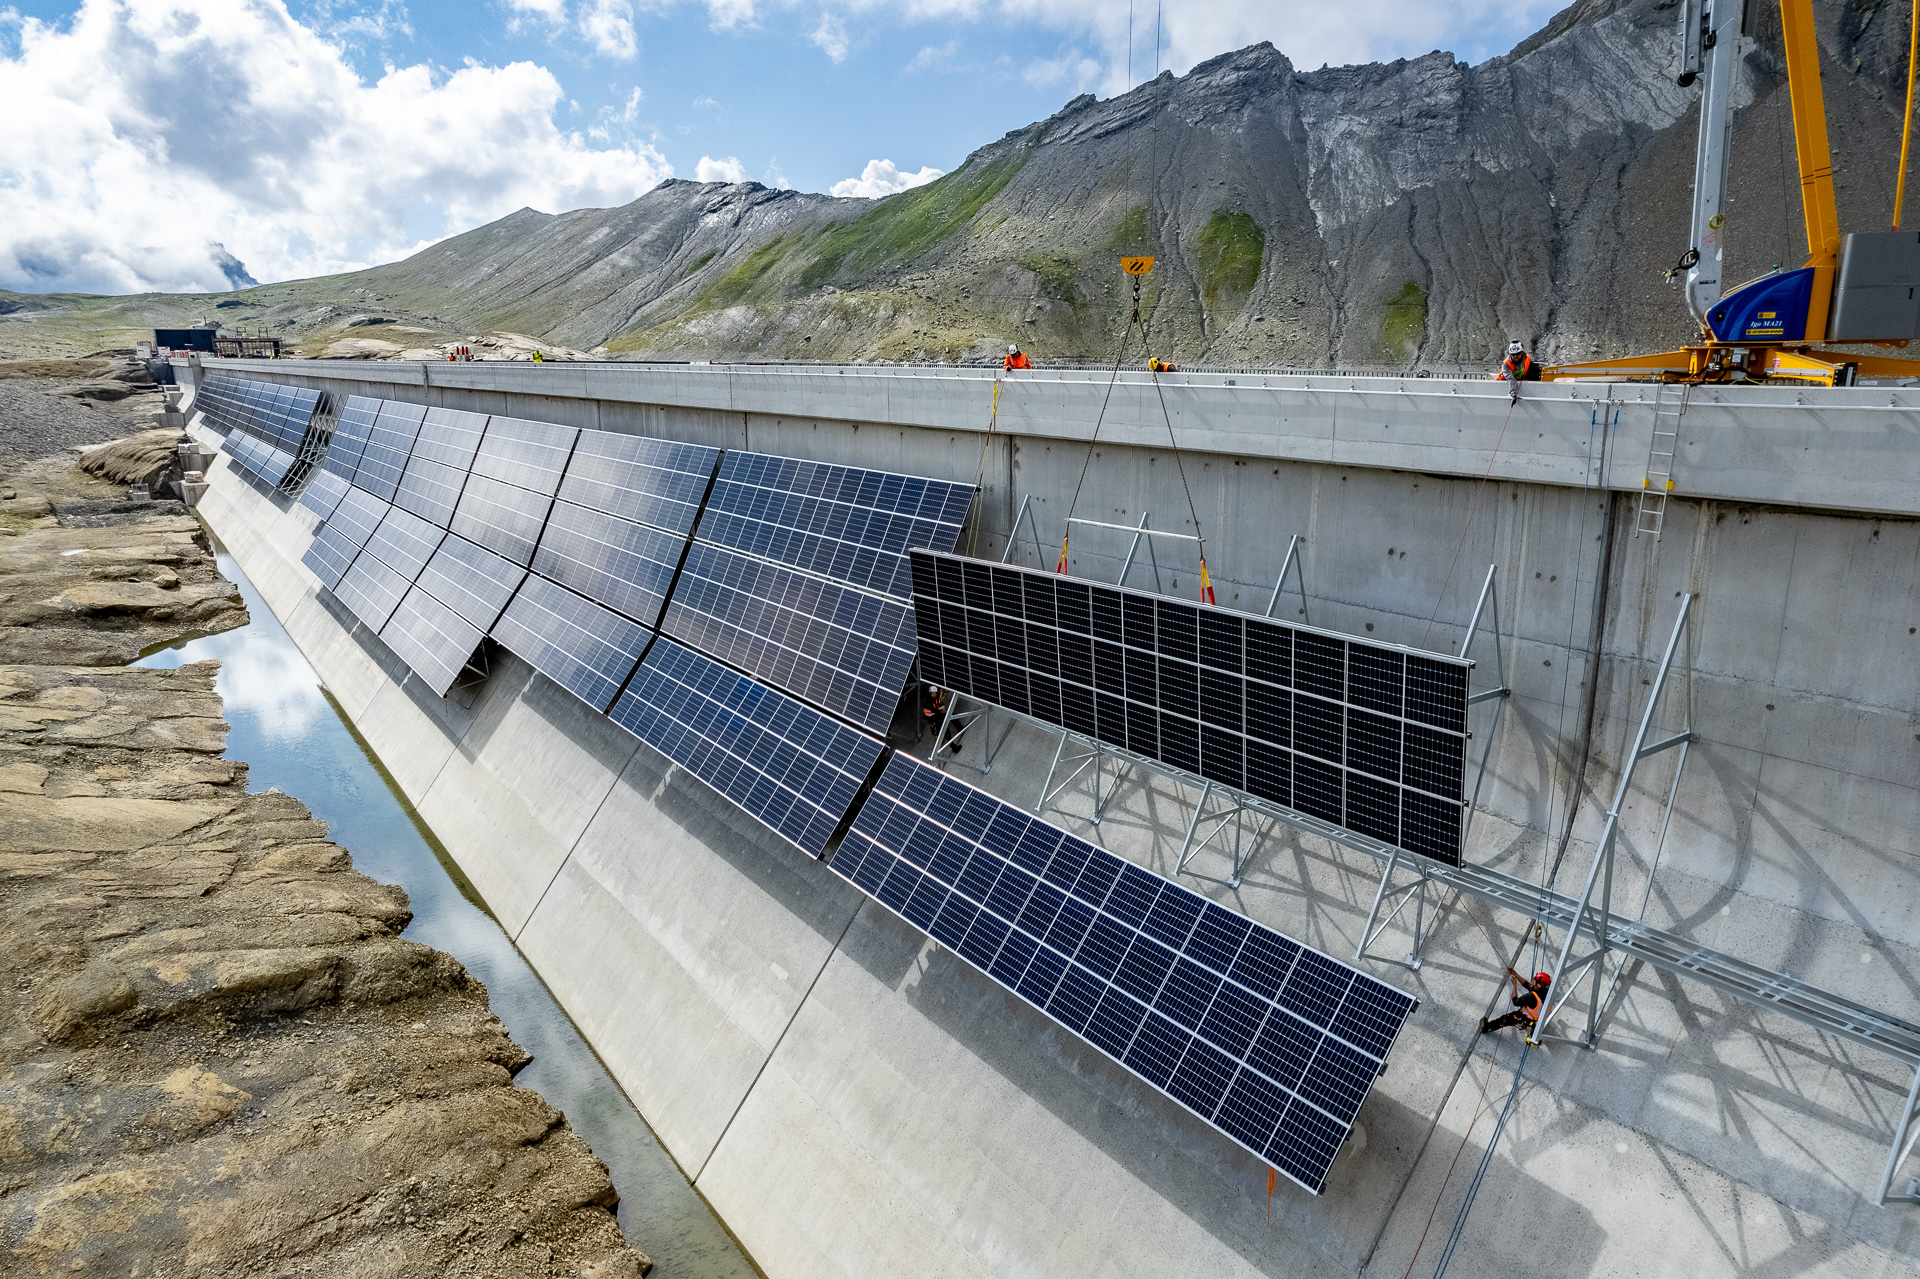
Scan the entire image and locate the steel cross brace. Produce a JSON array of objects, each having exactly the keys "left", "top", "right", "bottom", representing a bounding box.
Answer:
[
  {"left": 1532, "top": 594, "right": 1696, "bottom": 1052},
  {"left": 1037, "top": 730, "right": 1136, "bottom": 824},
  {"left": 1002, "top": 493, "right": 1047, "bottom": 568},
  {"left": 1264, "top": 534, "right": 1311, "bottom": 623},
  {"left": 1175, "top": 782, "right": 1271, "bottom": 888},
  {"left": 1877, "top": 1065, "right": 1920, "bottom": 1205},
  {"left": 930, "top": 692, "right": 1014, "bottom": 777}
]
